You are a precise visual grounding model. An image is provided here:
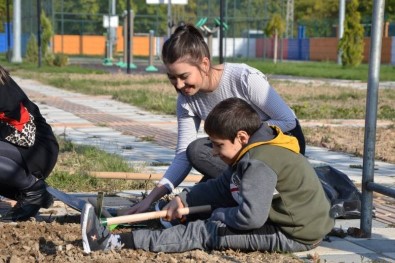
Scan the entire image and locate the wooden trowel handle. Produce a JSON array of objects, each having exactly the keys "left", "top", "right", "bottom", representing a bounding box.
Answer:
[
  {"left": 101, "top": 205, "right": 211, "bottom": 226},
  {"left": 87, "top": 197, "right": 113, "bottom": 218}
]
